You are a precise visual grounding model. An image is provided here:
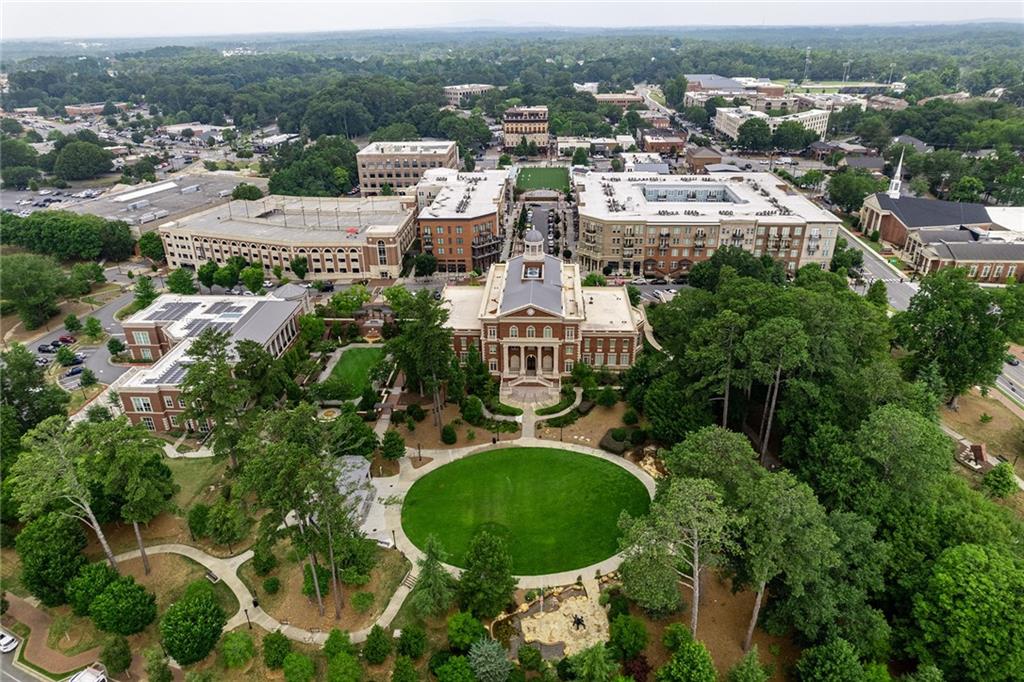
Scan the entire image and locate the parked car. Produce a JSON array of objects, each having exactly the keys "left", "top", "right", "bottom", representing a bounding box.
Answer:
[
  {"left": 37, "top": 344, "right": 55, "bottom": 353},
  {"left": 58, "top": 335, "right": 76, "bottom": 344},
  {"left": 65, "top": 366, "right": 84, "bottom": 377},
  {"left": 0, "top": 628, "right": 19, "bottom": 653},
  {"left": 35, "top": 357, "right": 51, "bottom": 367},
  {"left": 630, "top": 277, "right": 648, "bottom": 285},
  {"left": 650, "top": 278, "right": 667, "bottom": 285},
  {"left": 1006, "top": 354, "right": 1020, "bottom": 367},
  {"left": 262, "top": 280, "right": 275, "bottom": 289},
  {"left": 320, "top": 282, "right": 336, "bottom": 292},
  {"left": 66, "top": 664, "right": 108, "bottom": 682},
  {"left": 49, "top": 339, "right": 65, "bottom": 348}
]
